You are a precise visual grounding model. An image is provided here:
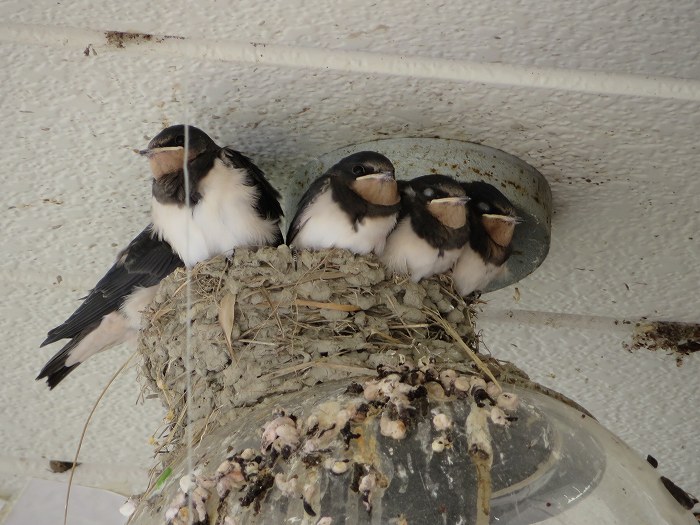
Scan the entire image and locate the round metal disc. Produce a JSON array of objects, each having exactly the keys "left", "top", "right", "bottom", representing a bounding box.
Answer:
[{"left": 292, "top": 138, "right": 552, "bottom": 292}]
